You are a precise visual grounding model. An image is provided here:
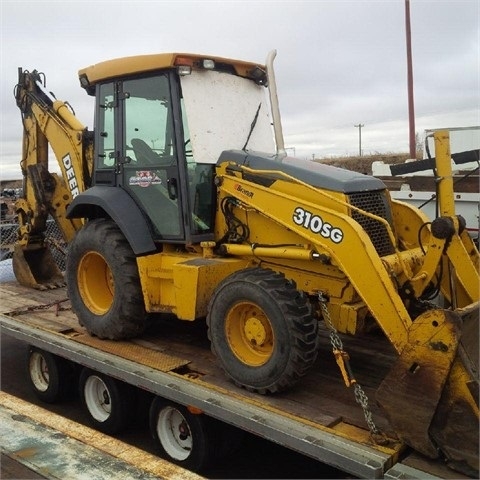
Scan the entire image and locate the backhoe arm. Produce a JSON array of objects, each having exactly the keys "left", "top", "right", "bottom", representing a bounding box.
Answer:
[{"left": 13, "top": 68, "right": 93, "bottom": 288}]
